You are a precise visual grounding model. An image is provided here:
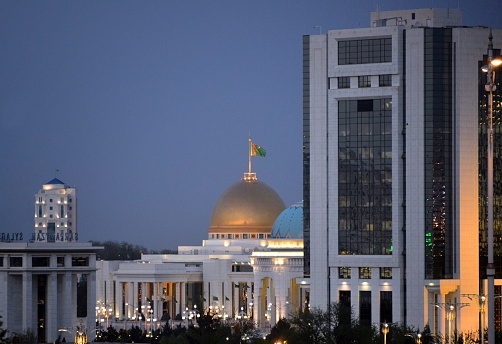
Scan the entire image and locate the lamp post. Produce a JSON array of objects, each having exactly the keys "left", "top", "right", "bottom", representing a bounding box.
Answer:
[
  {"left": 461, "top": 294, "right": 486, "bottom": 344},
  {"left": 481, "top": 30, "right": 502, "bottom": 344},
  {"left": 382, "top": 323, "right": 389, "bottom": 344}
]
